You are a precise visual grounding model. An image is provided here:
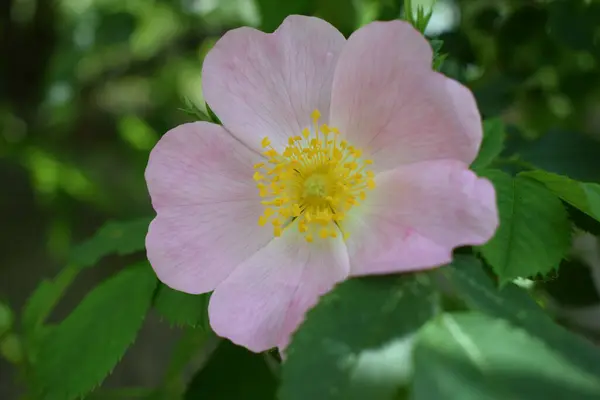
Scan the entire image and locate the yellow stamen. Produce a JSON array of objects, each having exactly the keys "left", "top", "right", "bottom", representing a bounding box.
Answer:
[{"left": 253, "top": 109, "right": 376, "bottom": 243}]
